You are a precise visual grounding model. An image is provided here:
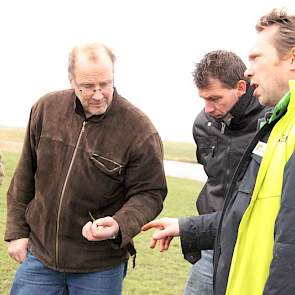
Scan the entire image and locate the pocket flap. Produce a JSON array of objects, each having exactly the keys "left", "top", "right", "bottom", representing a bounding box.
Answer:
[{"left": 90, "top": 154, "right": 124, "bottom": 176}]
